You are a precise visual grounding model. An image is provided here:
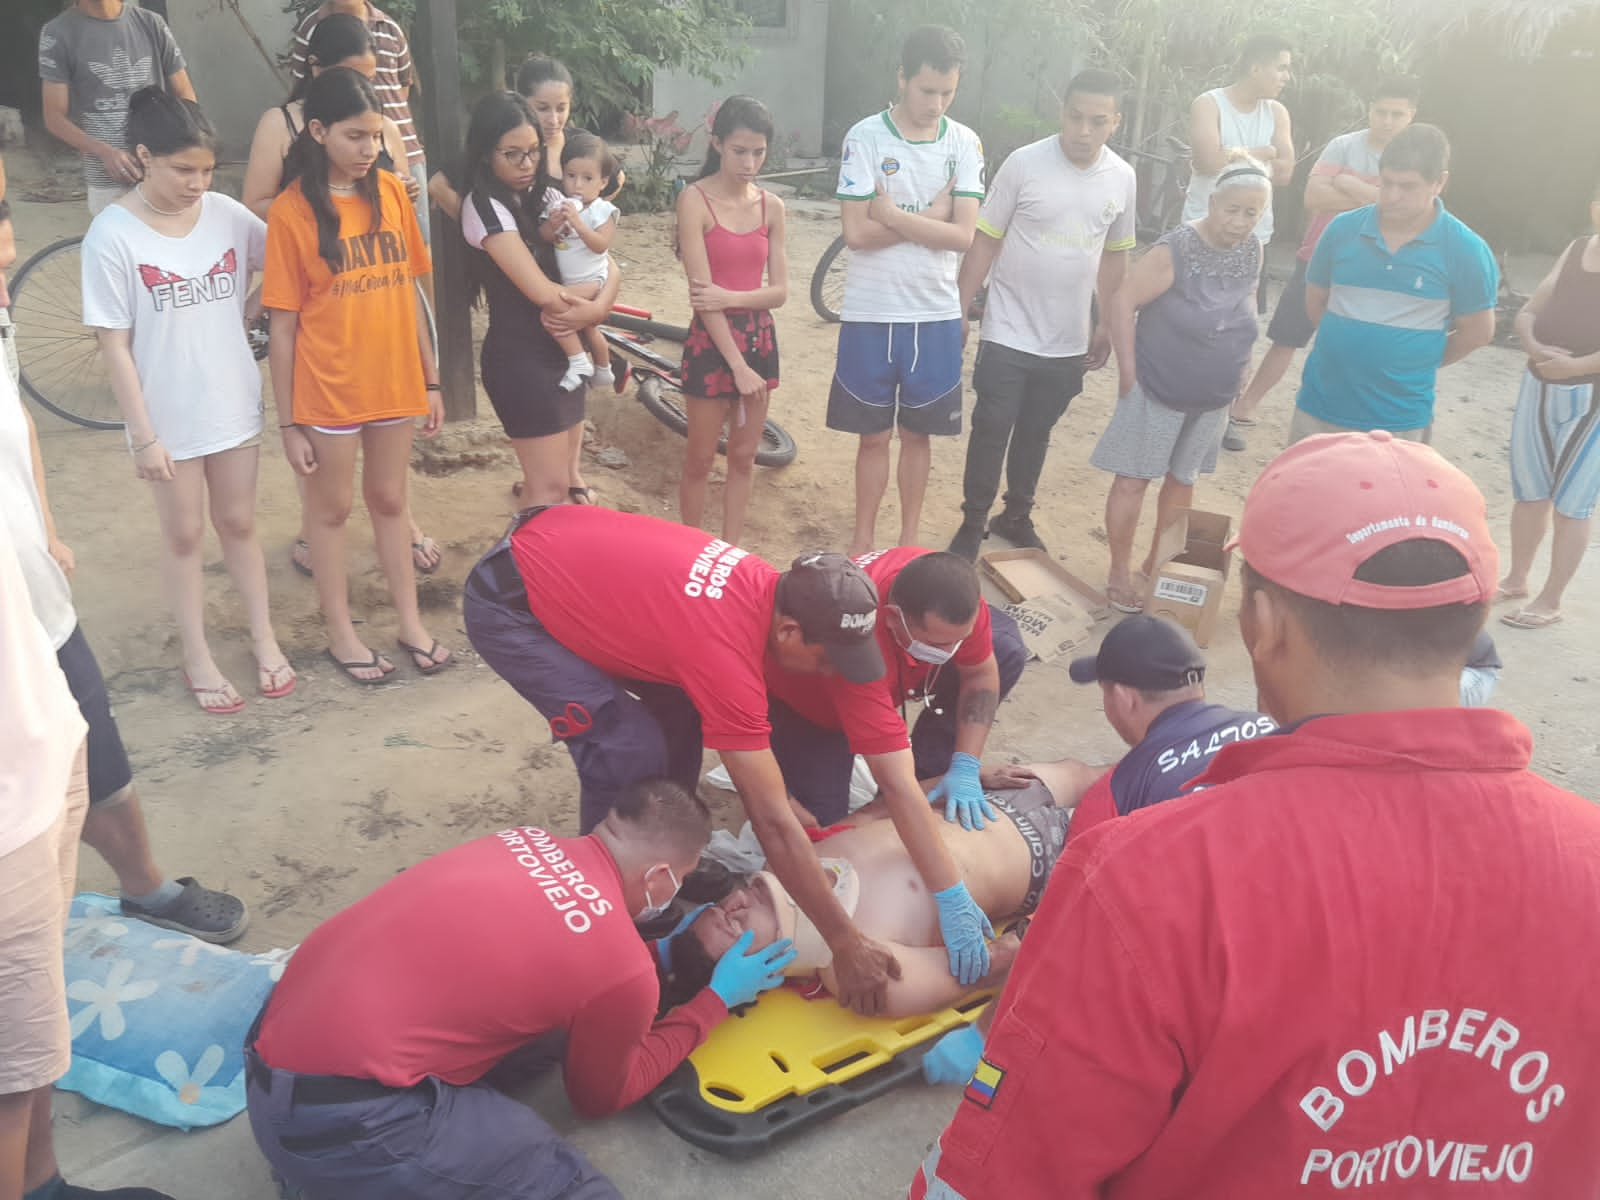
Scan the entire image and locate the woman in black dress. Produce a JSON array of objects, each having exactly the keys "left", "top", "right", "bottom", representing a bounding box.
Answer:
[{"left": 457, "top": 93, "right": 621, "bottom": 506}]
